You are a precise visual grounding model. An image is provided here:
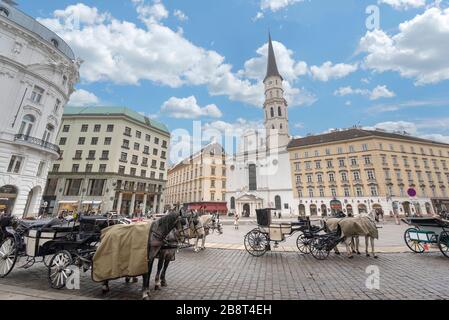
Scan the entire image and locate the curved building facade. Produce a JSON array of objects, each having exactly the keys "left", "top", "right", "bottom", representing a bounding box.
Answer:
[{"left": 0, "top": 1, "right": 80, "bottom": 217}]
